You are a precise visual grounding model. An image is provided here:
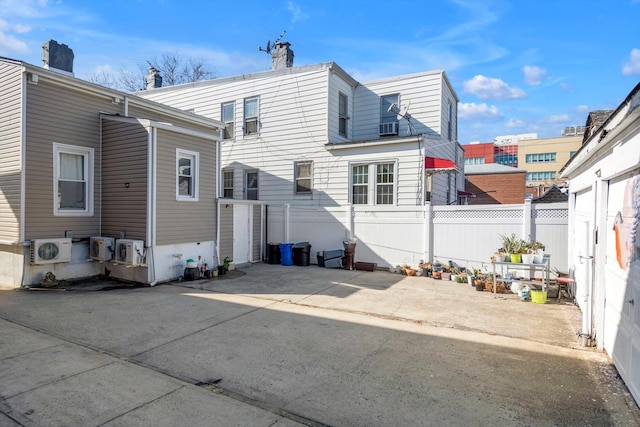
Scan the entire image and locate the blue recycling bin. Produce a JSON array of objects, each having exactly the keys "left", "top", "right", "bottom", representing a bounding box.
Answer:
[{"left": 279, "top": 243, "right": 294, "bottom": 266}]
